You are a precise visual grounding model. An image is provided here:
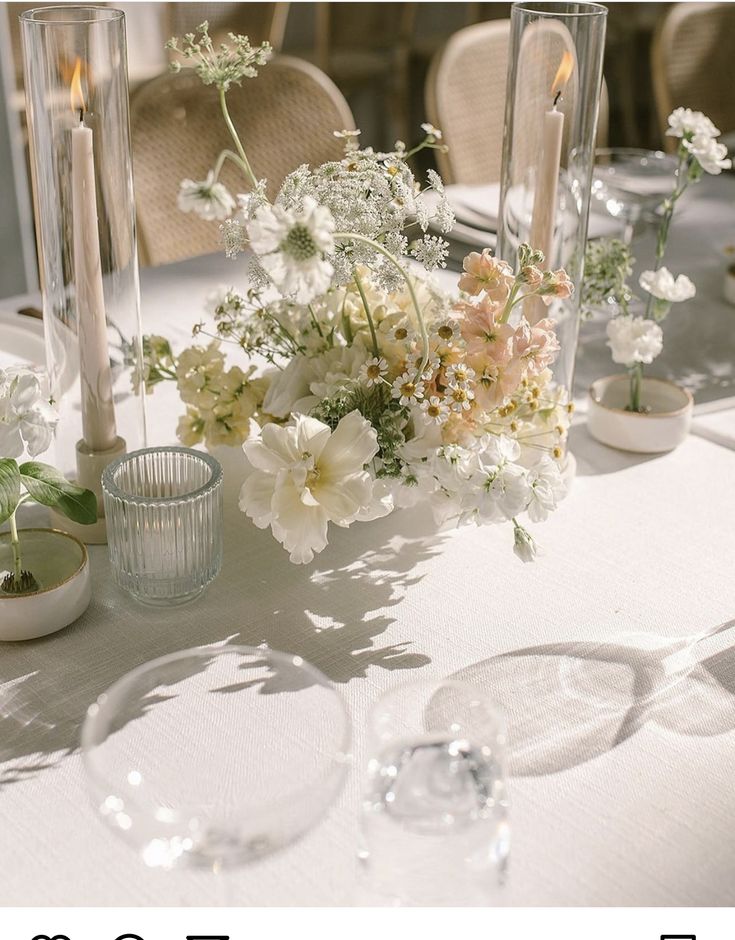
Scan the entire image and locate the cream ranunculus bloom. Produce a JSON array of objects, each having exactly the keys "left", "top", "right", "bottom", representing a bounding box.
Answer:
[{"left": 239, "top": 410, "right": 380, "bottom": 564}]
